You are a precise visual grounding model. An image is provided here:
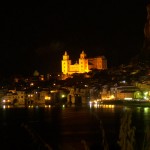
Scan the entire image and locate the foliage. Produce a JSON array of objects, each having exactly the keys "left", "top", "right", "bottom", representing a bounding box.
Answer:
[
  {"left": 142, "top": 126, "right": 150, "bottom": 150},
  {"left": 118, "top": 111, "right": 136, "bottom": 150},
  {"left": 100, "top": 120, "right": 109, "bottom": 150}
]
